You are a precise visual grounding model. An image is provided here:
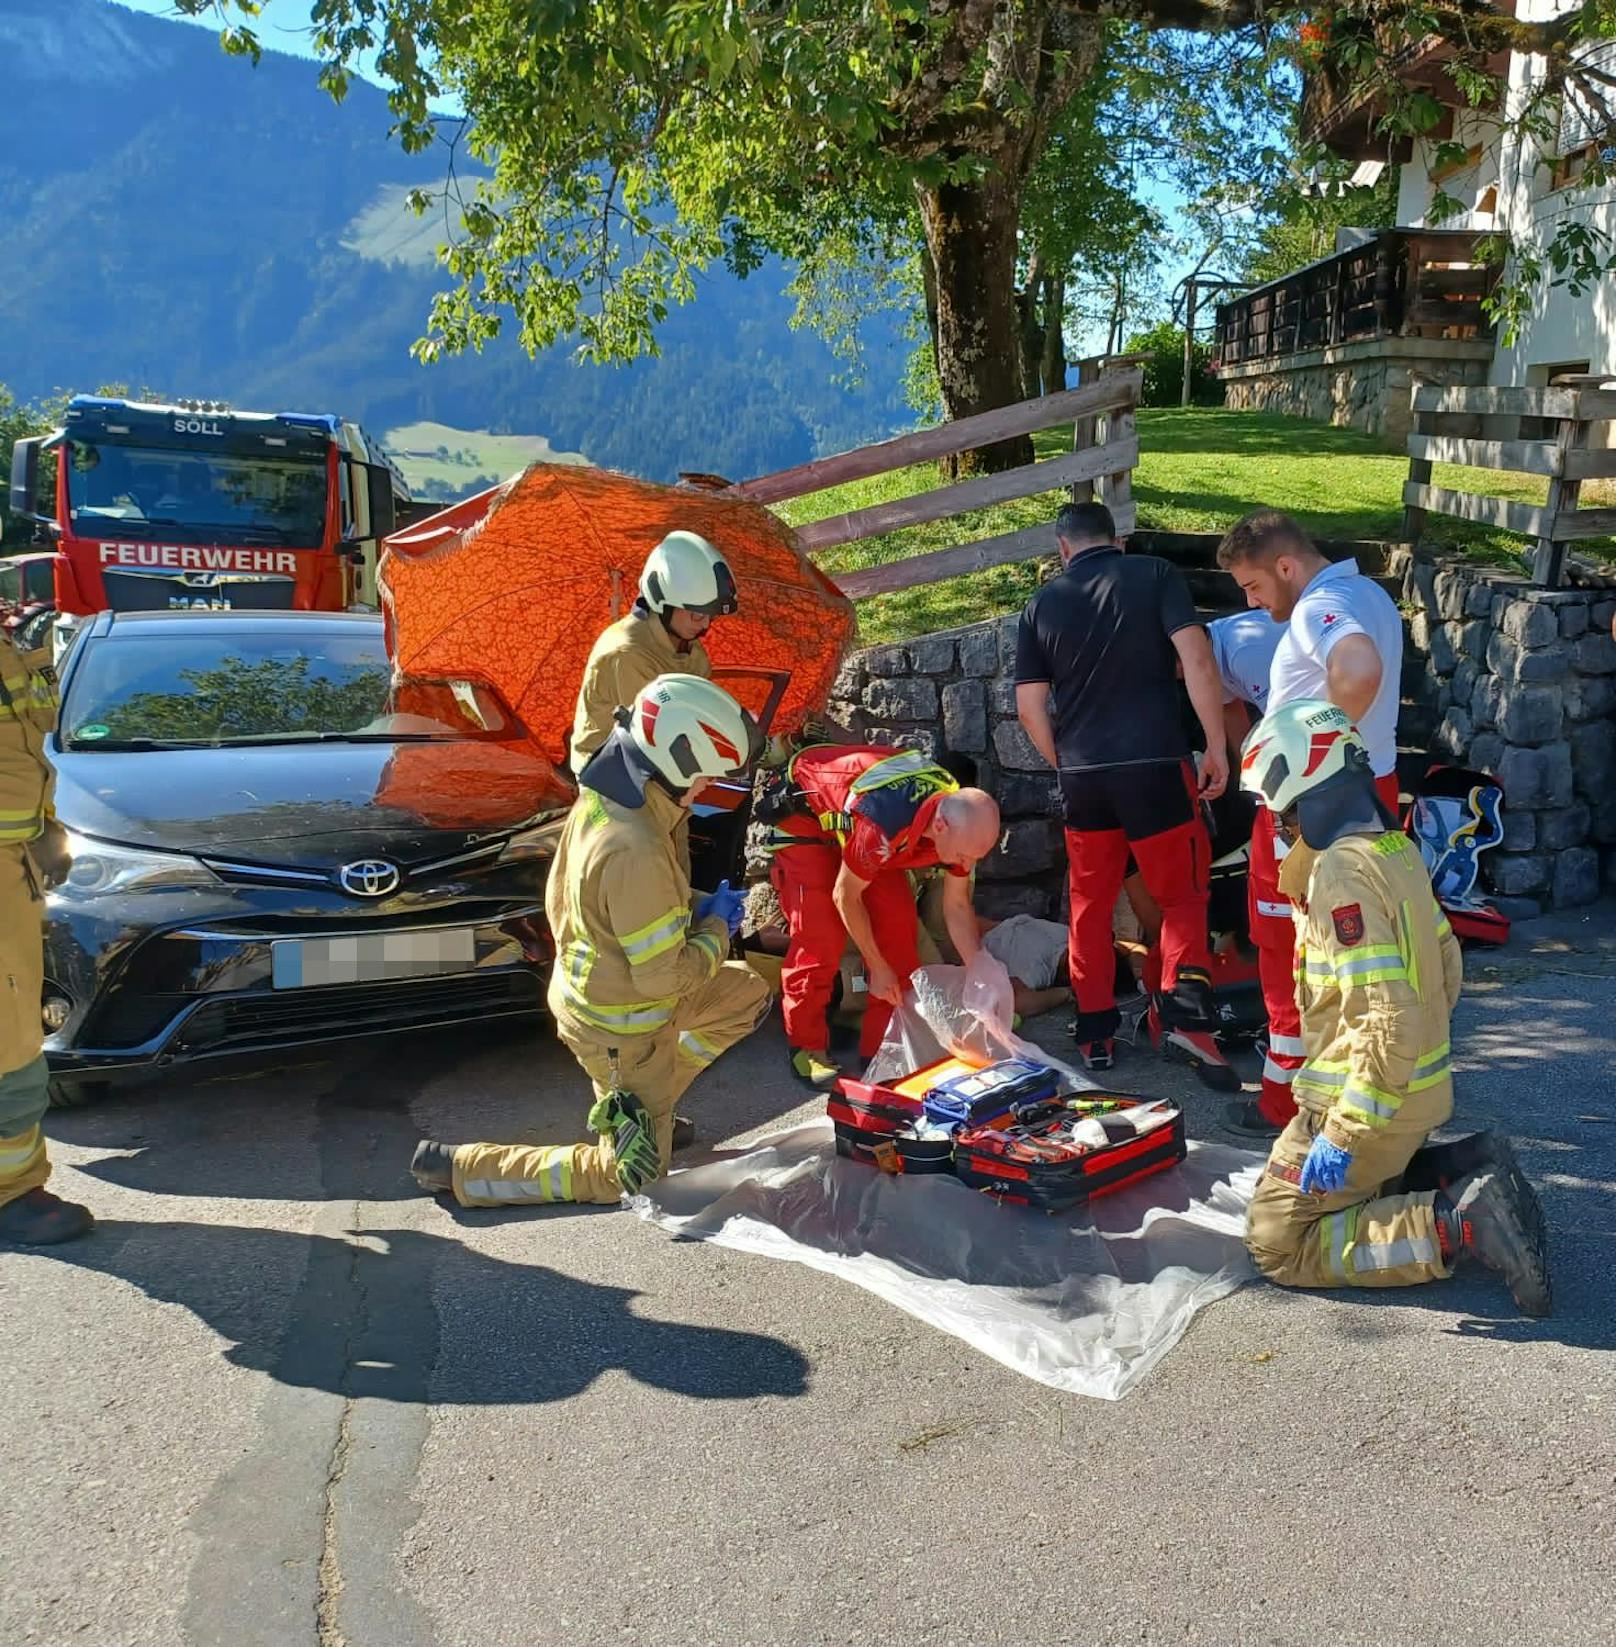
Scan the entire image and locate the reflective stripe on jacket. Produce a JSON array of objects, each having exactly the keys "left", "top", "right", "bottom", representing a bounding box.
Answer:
[
  {"left": 1280, "top": 829, "right": 1463, "bottom": 1152},
  {"left": 569, "top": 609, "right": 712, "bottom": 768},
  {"left": 788, "top": 744, "right": 956, "bottom": 843},
  {"left": 543, "top": 781, "right": 727, "bottom": 1038},
  {"left": 0, "top": 637, "right": 57, "bottom": 846}
]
